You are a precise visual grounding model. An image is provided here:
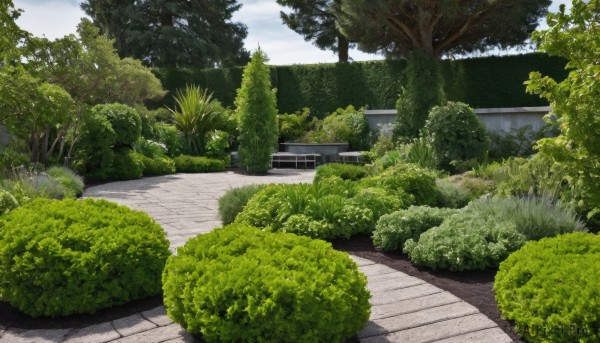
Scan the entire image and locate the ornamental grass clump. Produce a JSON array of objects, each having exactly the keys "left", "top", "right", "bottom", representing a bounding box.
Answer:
[
  {"left": 495, "top": 233, "right": 600, "bottom": 343},
  {"left": 162, "top": 224, "right": 371, "bottom": 343},
  {"left": 0, "top": 198, "right": 171, "bottom": 317},
  {"left": 218, "top": 184, "right": 267, "bottom": 225}
]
